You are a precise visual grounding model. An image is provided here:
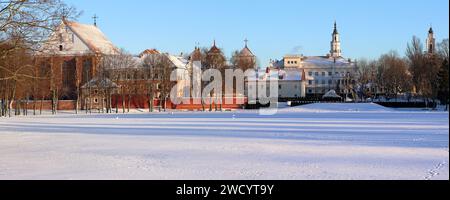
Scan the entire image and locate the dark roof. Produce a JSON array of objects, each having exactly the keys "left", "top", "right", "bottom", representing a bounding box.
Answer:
[
  {"left": 208, "top": 40, "right": 222, "bottom": 55},
  {"left": 190, "top": 47, "right": 202, "bottom": 61},
  {"left": 239, "top": 45, "right": 255, "bottom": 57}
]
